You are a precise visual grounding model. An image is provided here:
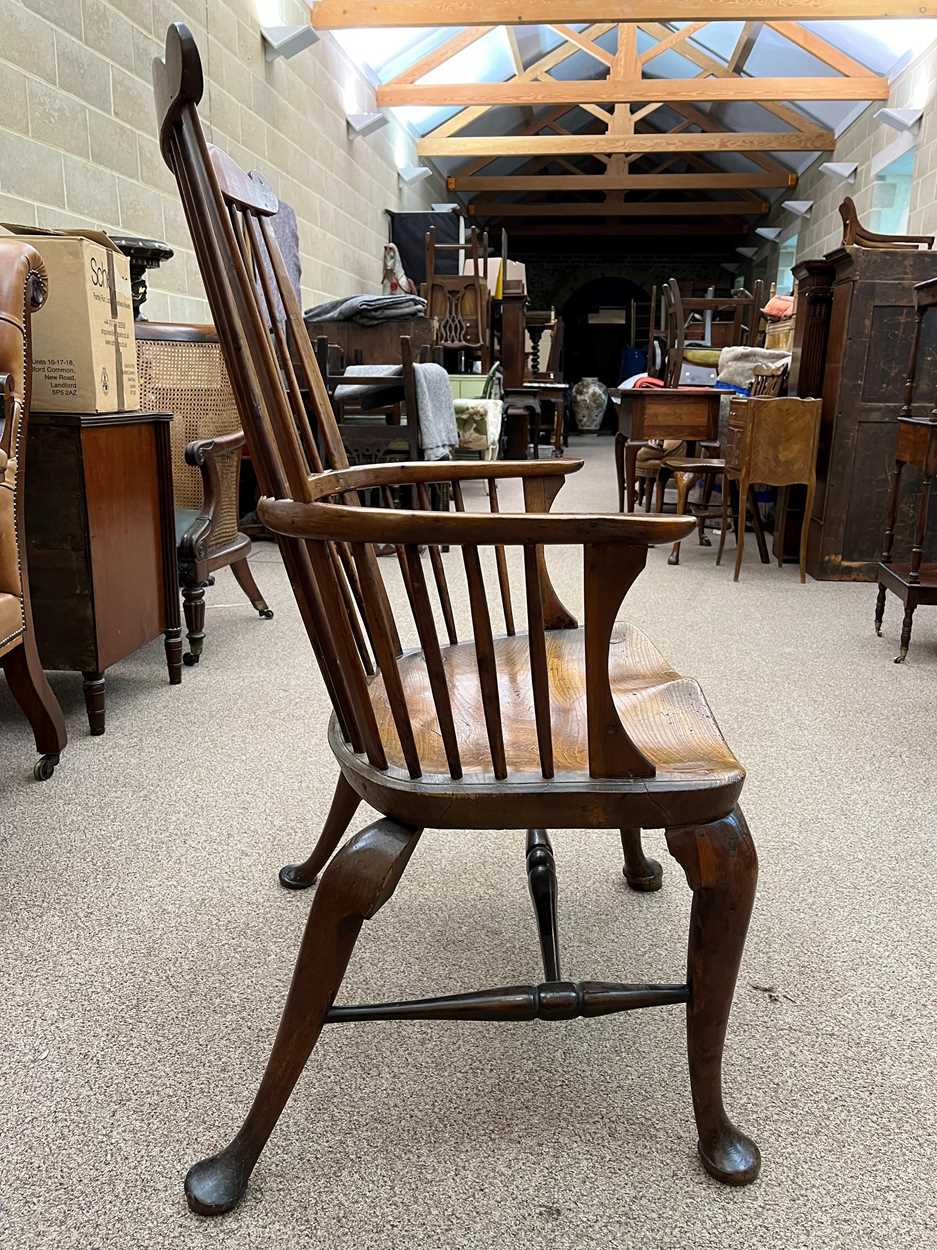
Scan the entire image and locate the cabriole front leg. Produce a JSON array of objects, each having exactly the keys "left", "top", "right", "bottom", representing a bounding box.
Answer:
[
  {"left": 665, "top": 806, "right": 760, "bottom": 1186},
  {"left": 185, "top": 817, "right": 422, "bottom": 1216}
]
